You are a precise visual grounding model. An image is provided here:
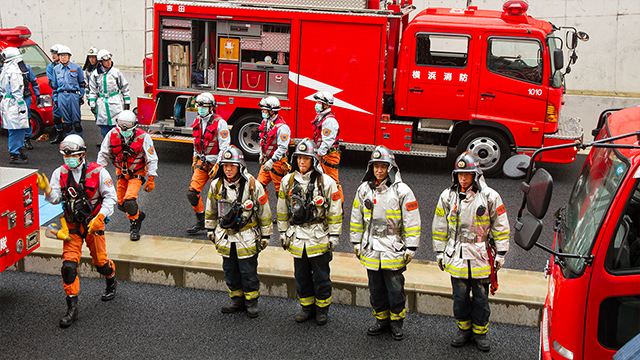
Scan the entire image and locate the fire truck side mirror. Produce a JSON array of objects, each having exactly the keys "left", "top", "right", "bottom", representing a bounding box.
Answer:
[
  {"left": 524, "top": 168, "right": 553, "bottom": 219},
  {"left": 514, "top": 214, "right": 543, "bottom": 251},
  {"left": 553, "top": 48, "right": 564, "bottom": 70},
  {"left": 566, "top": 31, "right": 578, "bottom": 50}
]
